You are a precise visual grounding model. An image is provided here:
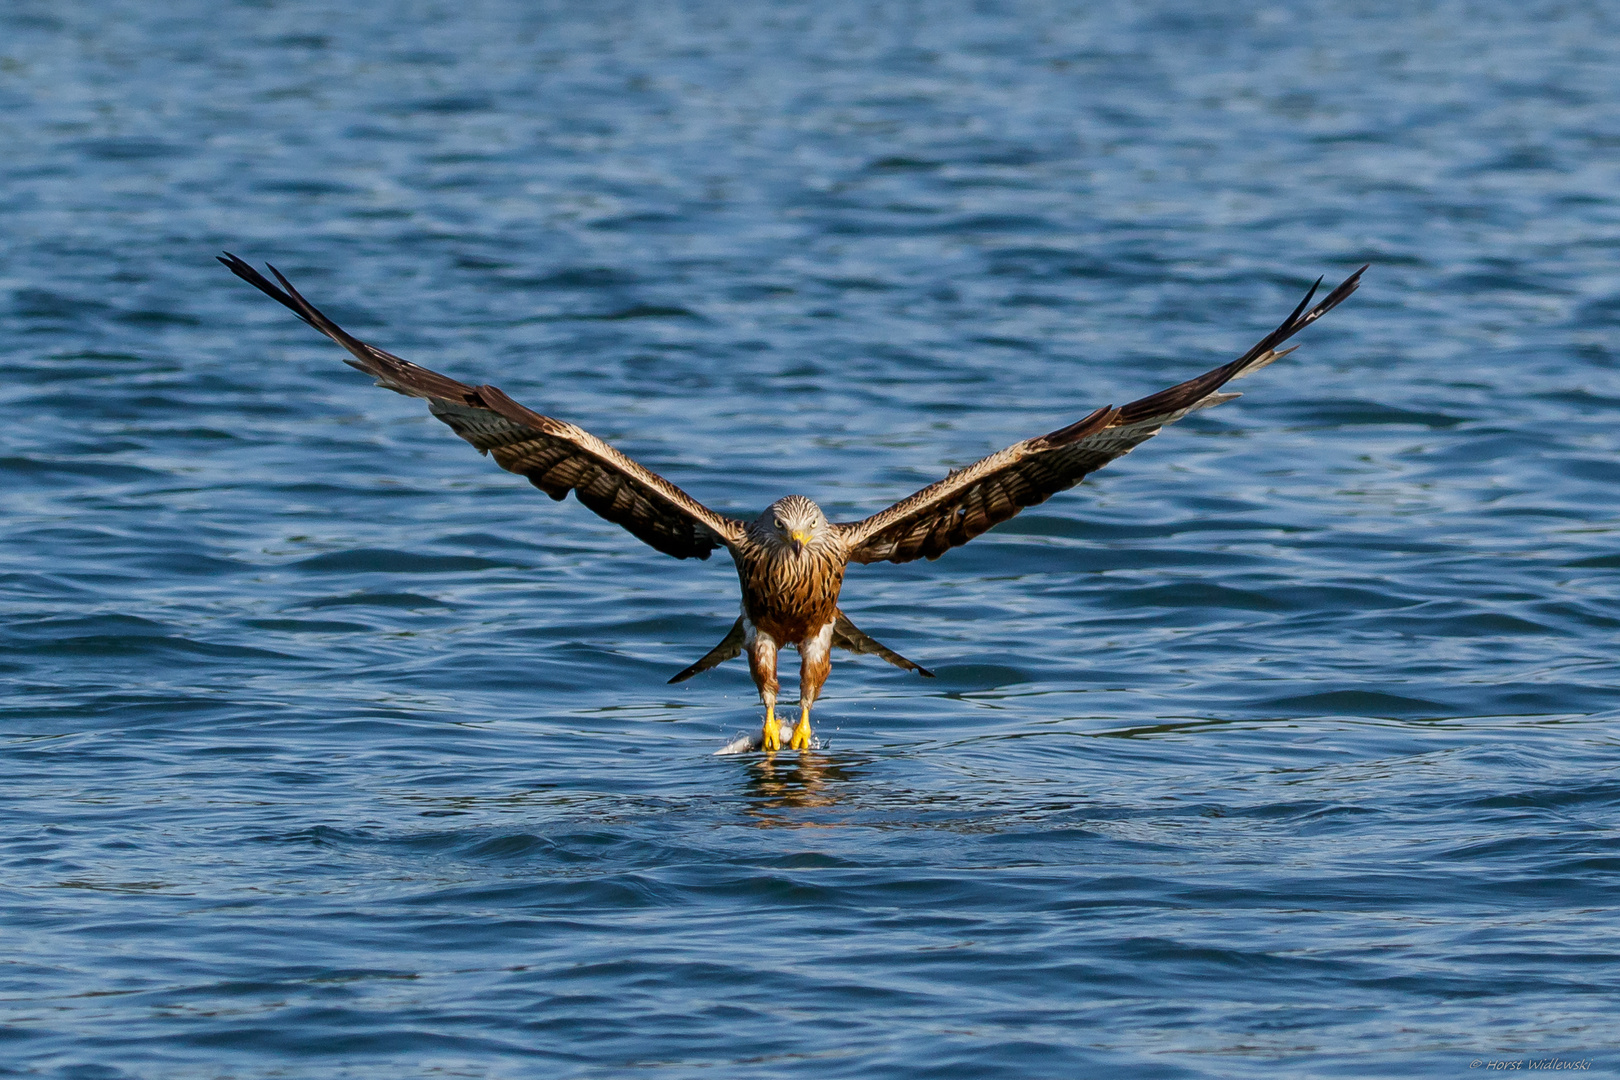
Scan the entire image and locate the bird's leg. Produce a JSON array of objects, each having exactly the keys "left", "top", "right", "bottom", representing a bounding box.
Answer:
[
  {"left": 792, "top": 621, "right": 834, "bottom": 751},
  {"left": 747, "top": 629, "right": 783, "bottom": 752}
]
